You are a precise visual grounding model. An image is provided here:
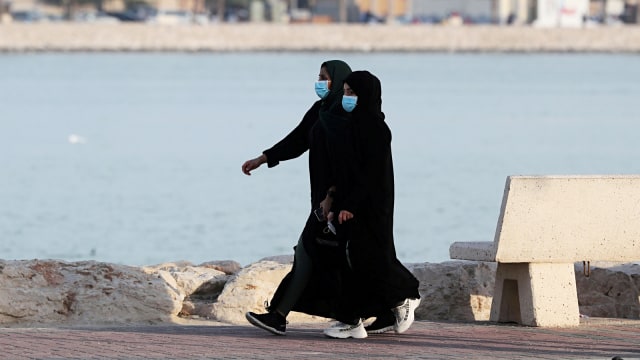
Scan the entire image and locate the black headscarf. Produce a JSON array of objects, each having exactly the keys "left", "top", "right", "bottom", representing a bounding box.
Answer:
[
  {"left": 344, "top": 70, "right": 385, "bottom": 123},
  {"left": 310, "top": 60, "right": 352, "bottom": 209},
  {"left": 343, "top": 71, "right": 393, "bottom": 210},
  {"left": 319, "top": 60, "right": 352, "bottom": 118}
]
